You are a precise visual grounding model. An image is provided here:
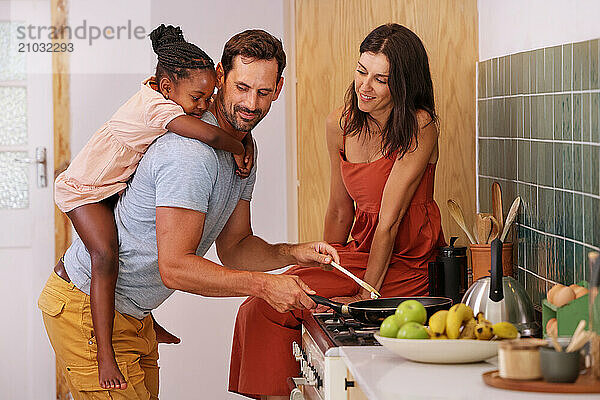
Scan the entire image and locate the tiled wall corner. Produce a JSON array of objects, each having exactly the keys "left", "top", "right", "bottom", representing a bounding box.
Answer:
[{"left": 477, "top": 39, "right": 600, "bottom": 306}]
